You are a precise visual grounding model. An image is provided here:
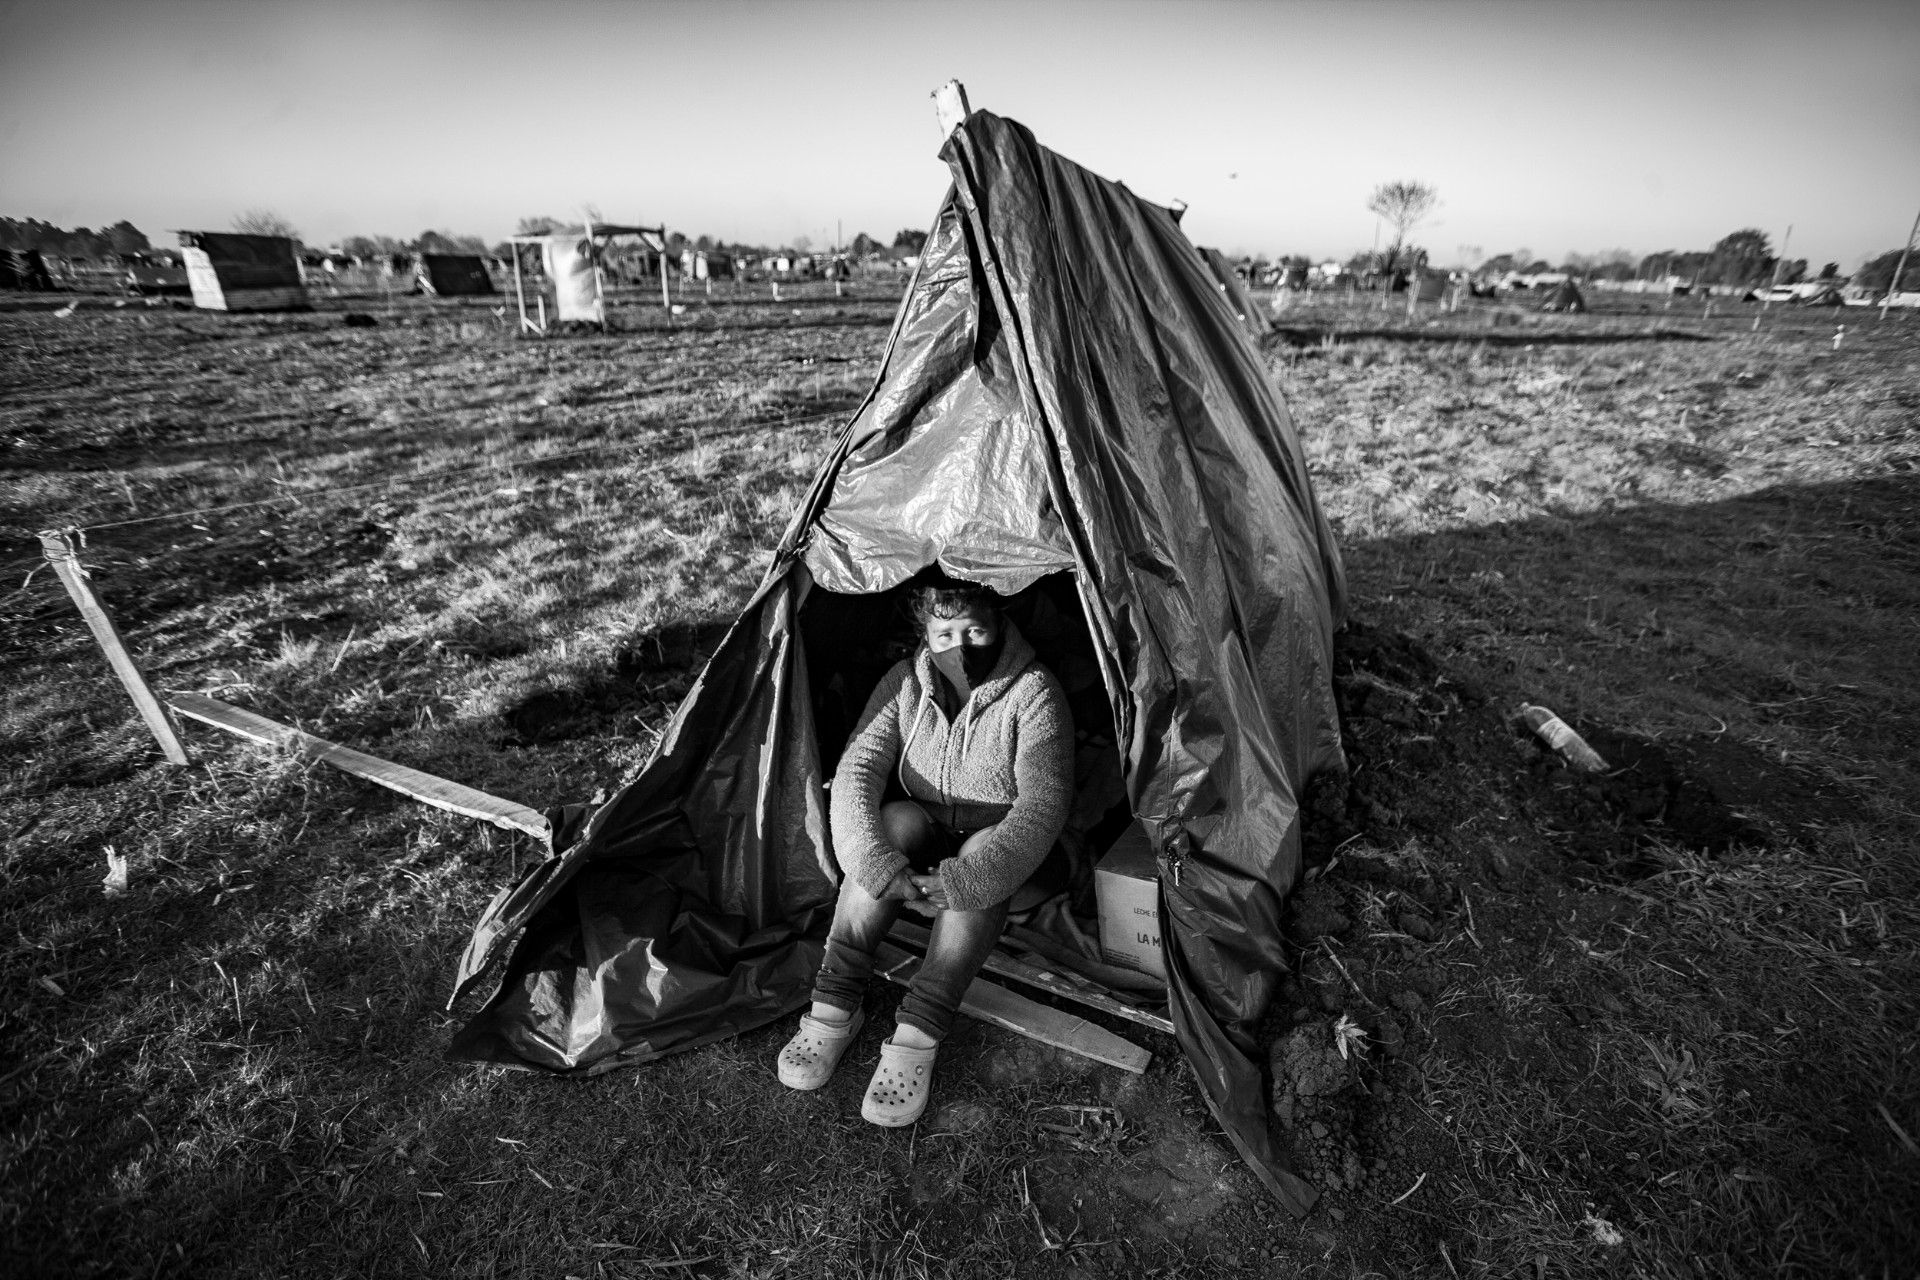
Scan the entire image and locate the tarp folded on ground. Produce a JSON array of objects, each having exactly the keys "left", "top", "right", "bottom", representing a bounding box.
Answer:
[{"left": 449, "top": 109, "right": 1347, "bottom": 1217}]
